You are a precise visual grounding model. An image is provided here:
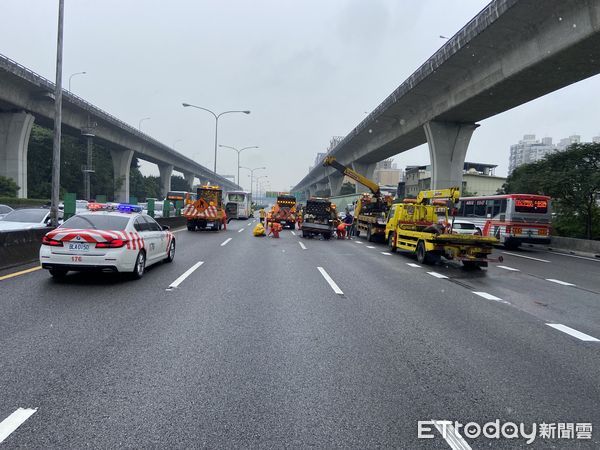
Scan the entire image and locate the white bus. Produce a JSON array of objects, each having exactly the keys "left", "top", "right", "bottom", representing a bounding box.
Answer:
[
  {"left": 455, "top": 193, "right": 552, "bottom": 249},
  {"left": 225, "top": 191, "right": 252, "bottom": 220}
]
